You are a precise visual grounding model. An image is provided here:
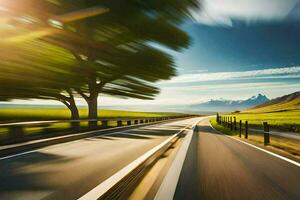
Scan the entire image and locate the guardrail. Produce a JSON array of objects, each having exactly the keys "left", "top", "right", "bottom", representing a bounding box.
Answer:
[
  {"left": 0, "top": 115, "right": 193, "bottom": 144},
  {"left": 79, "top": 122, "right": 193, "bottom": 200},
  {"left": 216, "top": 113, "right": 300, "bottom": 145}
]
